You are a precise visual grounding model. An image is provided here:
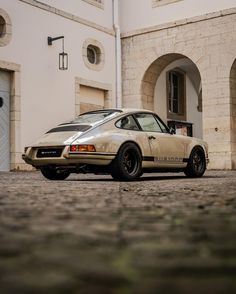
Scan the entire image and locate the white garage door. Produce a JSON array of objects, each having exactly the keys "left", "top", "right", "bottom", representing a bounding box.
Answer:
[{"left": 0, "top": 70, "right": 11, "bottom": 171}]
